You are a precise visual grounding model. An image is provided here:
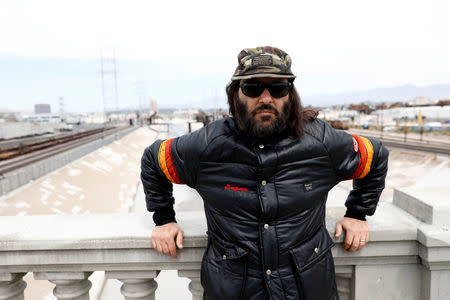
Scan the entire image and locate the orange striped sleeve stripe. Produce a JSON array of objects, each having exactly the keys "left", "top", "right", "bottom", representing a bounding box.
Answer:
[
  {"left": 158, "top": 139, "right": 183, "bottom": 184},
  {"left": 158, "top": 140, "right": 175, "bottom": 182},
  {"left": 359, "top": 136, "right": 374, "bottom": 178},
  {"left": 350, "top": 135, "right": 374, "bottom": 179},
  {"left": 165, "top": 138, "right": 182, "bottom": 184}
]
